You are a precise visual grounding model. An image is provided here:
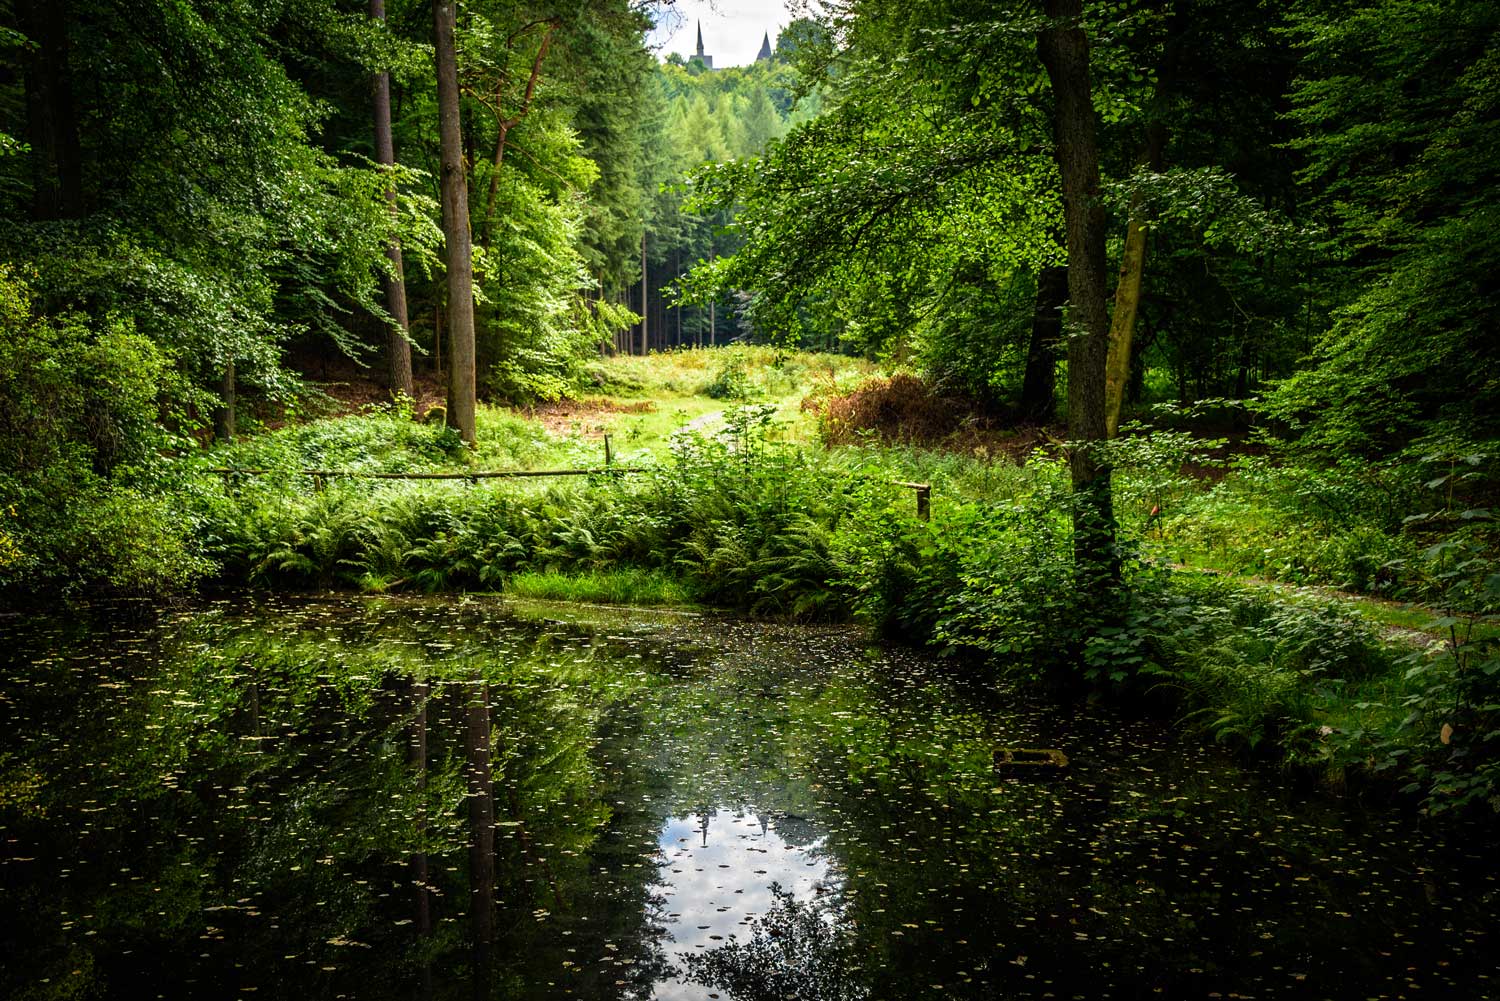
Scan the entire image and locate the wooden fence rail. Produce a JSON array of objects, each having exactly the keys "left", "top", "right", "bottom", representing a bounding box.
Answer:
[{"left": 205, "top": 432, "right": 933, "bottom": 519}]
